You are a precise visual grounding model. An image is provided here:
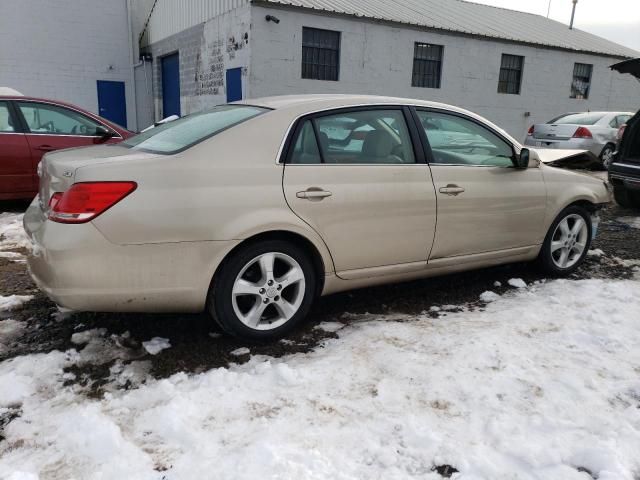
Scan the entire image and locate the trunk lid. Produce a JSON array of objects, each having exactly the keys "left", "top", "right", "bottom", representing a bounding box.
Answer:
[
  {"left": 532, "top": 123, "right": 579, "bottom": 140},
  {"left": 38, "top": 144, "right": 160, "bottom": 210}
]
